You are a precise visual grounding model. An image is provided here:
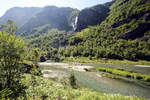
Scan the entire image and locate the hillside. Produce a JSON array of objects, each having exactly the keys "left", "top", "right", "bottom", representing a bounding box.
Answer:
[
  {"left": 25, "top": 29, "right": 74, "bottom": 49},
  {"left": 19, "top": 6, "right": 75, "bottom": 35},
  {"left": 56, "top": 0, "right": 150, "bottom": 61},
  {"left": 74, "top": 4, "right": 110, "bottom": 32},
  {"left": 0, "top": 7, "right": 41, "bottom": 26},
  {"left": 1, "top": 0, "right": 150, "bottom": 99},
  {"left": 23, "top": 2, "right": 114, "bottom": 49},
  {"left": 102, "top": 0, "right": 150, "bottom": 40},
  {"left": 1, "top": 0, "right": 150, "bottom": 61},
  {"left": 0, "top": 6, "right": 78, "bottom": 36},
  {"left": 0, "top": 2, "right": 114, "bottom": 36}
]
